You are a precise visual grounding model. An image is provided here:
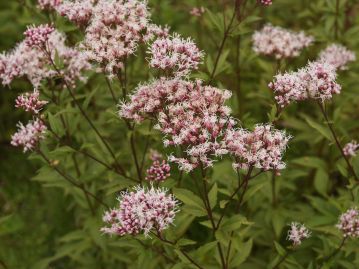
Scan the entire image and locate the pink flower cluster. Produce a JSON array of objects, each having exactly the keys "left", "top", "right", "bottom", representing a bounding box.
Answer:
[
  {"left": 224, "top": 124, "right": 290, "bottom": 171},
  {"left": 337, "top": 208, "right": 359, "bottom": 238},
  {"left": 82, "top": 0, "right": 149, "bottom": 76},
  {"left": 259, "top": 0, "right": 273, "bottom": 5},
  {"left": 11, "top": 118, "right": 47, "bottom": 152},
  {"left": 269, "top": 61, "right": 341, "bottom": 107},
  {"left": 57, "top": 0, "right": 95, "bottom": 26},
  {"left": 38, "top": 0, "right": 62, "bottom": 10},
  {"left": 252, "top": 24, "right": 313, "bottom": 59},
  {"left": 143, "top": 24, "right": 170, "bottom": 43},
  {"left": 148, "top": 34, "right": 203, "bottom": 77},
  {"left": 101, "top": 186, "right": 178, "bottom": 236},
  {"left": 15, "top": 89, "right": 48, "bottom": 114},
  {"left": 190, "top": 7, "right": 205, "bottom": 17},
  {"left": 287, "top": 222, "right": 311, "bottom": 246},
  {"left": 0, "top": 29, "right": 91, "bottom": 88},
  {"left": 318, "top": 44, "right": 356, "bottom": 71},
  {"left": 343, "top": 141, "right": 359, "bottom": 157},
  {"left": 24, "top": 24, "right": 55, "bottom": 48},
  {"left": 146, "top": 160, "right": 171, "bottom": 182},
  {"left": 120, "top": 78, "right": 234, "bottom": 171}
]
